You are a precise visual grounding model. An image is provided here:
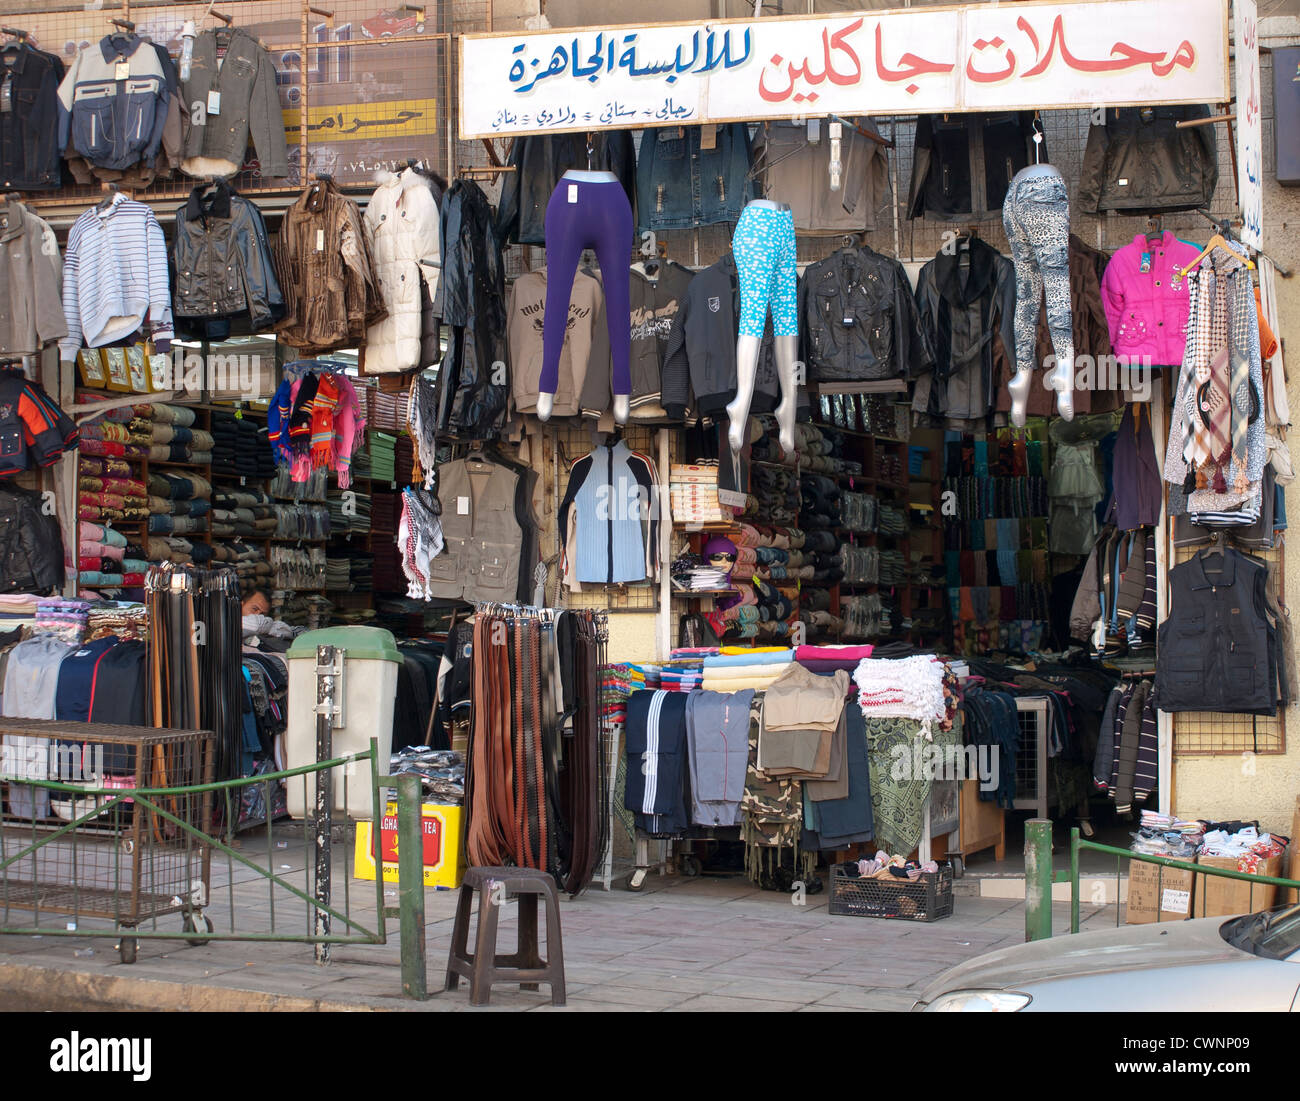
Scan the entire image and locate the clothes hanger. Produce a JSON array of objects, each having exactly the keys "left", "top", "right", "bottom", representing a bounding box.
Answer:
[
  {"left": 1177, "top": 231, "right": 1255, "bottom": 280},
  {"left": 1145, "top": 214, "right": 1164, "bottom": 245},
  {"left": 1031, "top": 116, "right": 1045, "bottom": 164}
]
